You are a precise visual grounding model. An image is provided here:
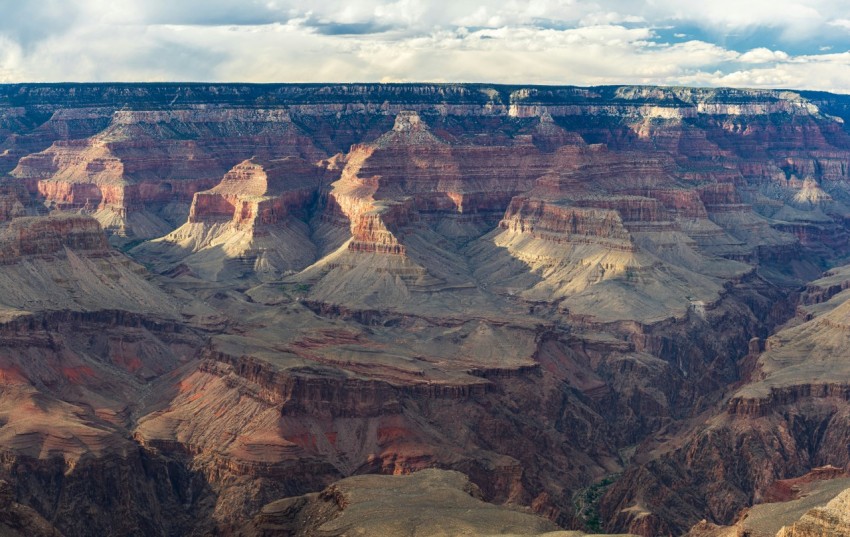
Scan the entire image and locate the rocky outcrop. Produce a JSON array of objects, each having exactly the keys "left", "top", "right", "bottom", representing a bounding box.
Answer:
[
  {"left": 600, "top": 264, "right": 850, "bottom": 536},
  {"left": 500, "top": 197, "right": 634, "bottom": 246},
  {"left": 239, "top": 469, "right": 639, "bottom": 537},
  {"left": 727, "top": 383, "right": 850, "bottom": 417},
  {"left": 0, "top": 479, "right": 65, "bottom": 537},
  {"left": 0, "top": 182, "right": 29, "bottom": 223},
  {"left": 131, "top": 157, "right": 325, "bottom": 281},
  {"left": 0, "top": 214, "right": 184, "bottom": 319},
  {"left": 0, "top": 213, "right": 107, "bottom": 260},
  {"left": 327, "top": 110, "right": 549, "bottom": 253},
  {"left": 683, "top": 472, "right": 850, "bottom": 537},
  {"left": 131, "top": 308, "right": 624, "bottom": 531},
  {"left": 187, "top": 156, "right": 321, "bottom": 229},
  {"left": 8, "top": 107, "right": 326, "bottom": 243},
  {"left": 776, "top": 487, "right": 850, "bottom": 537}
]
